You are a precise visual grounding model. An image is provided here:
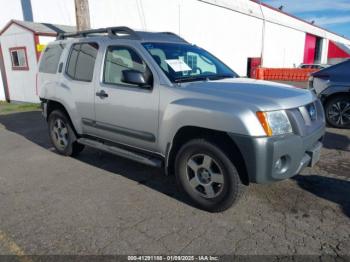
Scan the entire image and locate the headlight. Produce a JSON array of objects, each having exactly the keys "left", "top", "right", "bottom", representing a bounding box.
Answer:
[{"left": 256, "top": 110, "right": 292, "bottom": 136}]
